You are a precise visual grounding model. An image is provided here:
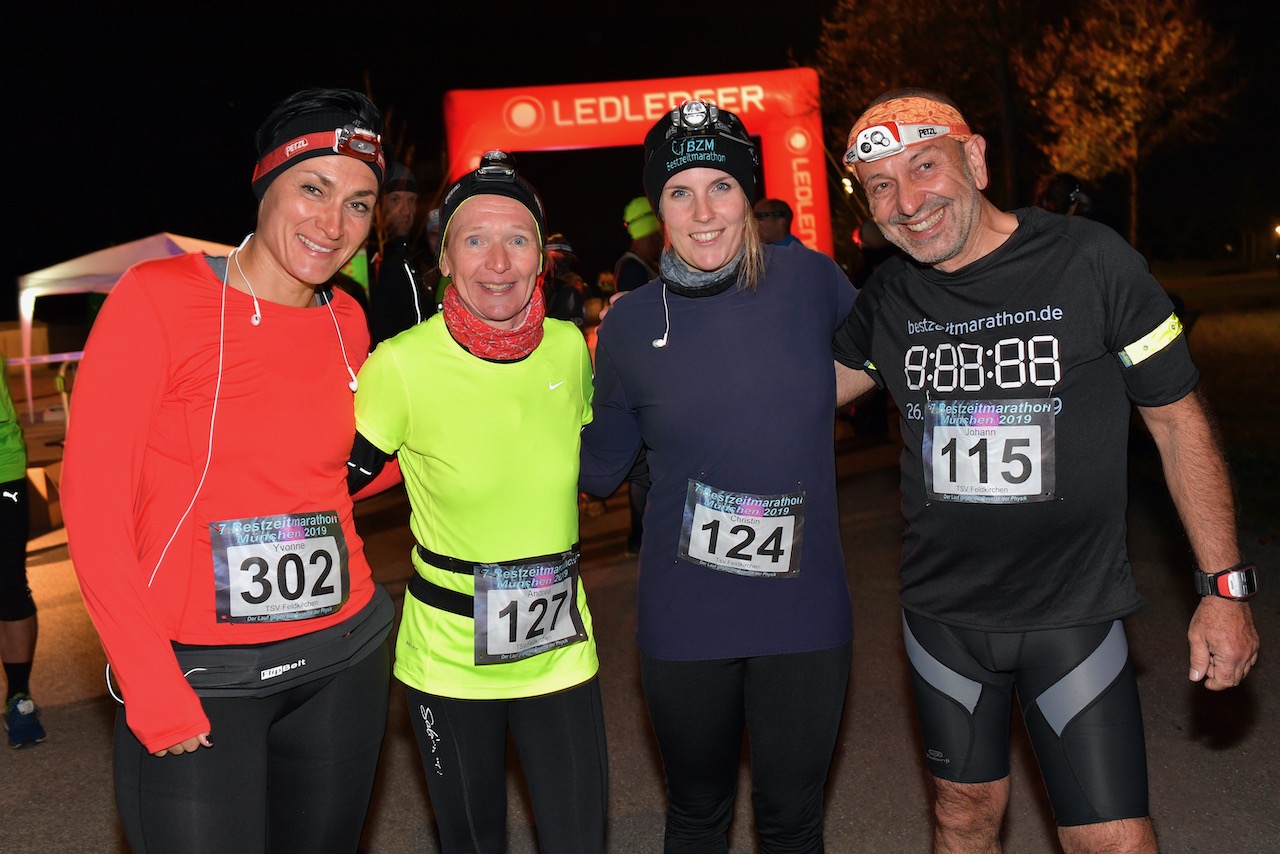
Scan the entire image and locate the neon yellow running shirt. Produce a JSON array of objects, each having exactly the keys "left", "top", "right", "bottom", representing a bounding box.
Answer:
[{"left": 355, "top": 315, "right": 598, "bottom": 699}]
